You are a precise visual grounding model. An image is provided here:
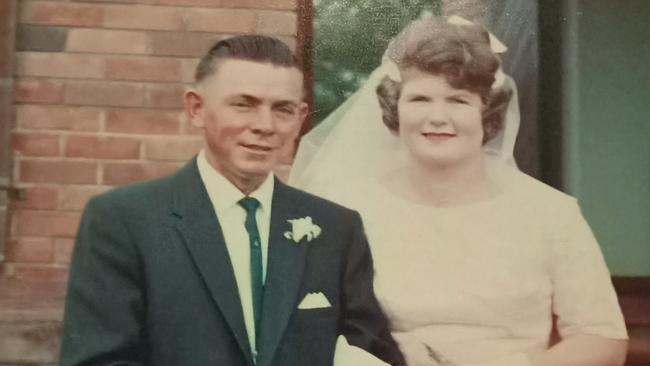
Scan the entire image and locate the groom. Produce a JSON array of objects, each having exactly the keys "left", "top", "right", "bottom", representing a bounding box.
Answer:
[{"left": 59, "top": 35, "right": 404, "bottom": 366}]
